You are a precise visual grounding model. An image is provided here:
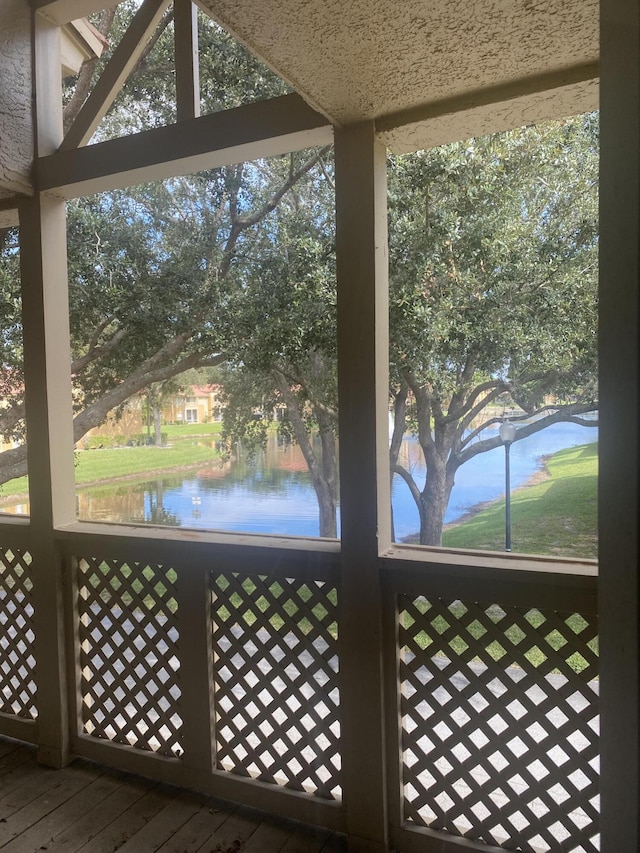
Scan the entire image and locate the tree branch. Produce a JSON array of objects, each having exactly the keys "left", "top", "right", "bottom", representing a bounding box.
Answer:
[
  {"left": 272, "top": 368, "right": 323, "bottom": 484},
  {"left": 72, "top": 346, "right": 226, "bottom": 440},
  {"left": 392, "top": 463, "right": 422, "bottom": 511},
  {"left": 455, "top": 400, "right": 598, "bottom": 467},
  {"left": 402, "top": 368, "right": 436, "bottom": 457},
  {"left": 71, "top": 324, "right": 128, "bottom": 375},
  {"left": 277, "top": 364, "right": 337, "bottom": 421},
  {"left": 389, "top": 382, "right": 408, "bottom": 472},
  {"left": 236, "top": 146, "right": 331, "bottom": 230}
]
